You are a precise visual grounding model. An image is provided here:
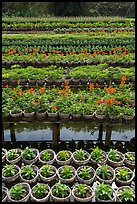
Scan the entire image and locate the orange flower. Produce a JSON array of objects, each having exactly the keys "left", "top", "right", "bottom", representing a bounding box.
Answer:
[
  {"left": 37, "top": 99, "right": 41, "bottom": 103},
  {"left": 89, "top": 82, "right": 94, "bottom": 90},
  {"left": 115, "top": 101, "right": 121, "bottom": 105},
  {"left": 28, "top": 88, "right": 34, "bottom": 93},
  {"left": 97, "top": 99, "right": 103, "bottom": 104},
  {"left": 18, "top": 51, "right": 22, "bottom": 55},
  {"left": 64, "top": 80, "right": 69, "bottom": 85},
  {"left": 51, "top": 105, "right": 57, "bottom": 110},
  {"left": 33, "top": 103, "right": 38, "bottom": 107},
  {"left": 65, "top": 85, "right": 70, "bottom": 90},
  {"left": 121, "top": 76, "right": 126, "bottom": 84},
  {"left": 105, "top": 99, "right": 113, "bottom": 104},
  {"left": 39, "top": 87, "right": 44, "bottom": 94},
  {"left": 61, "top": 89, "right": 66, "bottom": 97},
  {"left": 93, "top": 51, "right": 97, "bottom": 58},
  {"left": 17, "top": 79, "right": 20, "bottom": 85}
]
